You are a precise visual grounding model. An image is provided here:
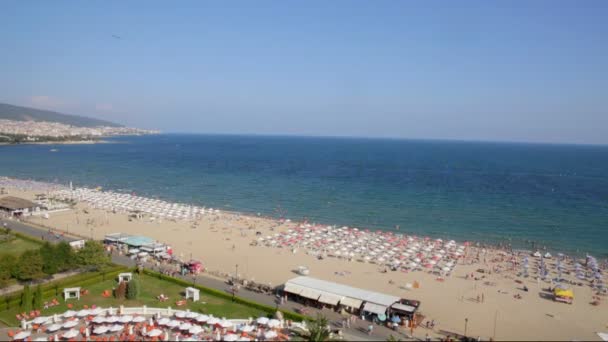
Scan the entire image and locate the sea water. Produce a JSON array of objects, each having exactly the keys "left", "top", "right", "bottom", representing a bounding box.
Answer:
[{"left": 1, "top": 134, "right": 607, "bottom": 256}]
